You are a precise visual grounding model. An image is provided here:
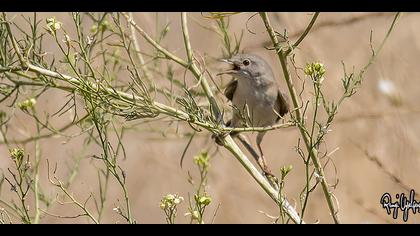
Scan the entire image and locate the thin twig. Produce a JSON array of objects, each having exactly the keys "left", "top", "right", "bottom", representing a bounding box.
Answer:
[
  {"left": 46, "top": 160, "right": 99, "bottom": 224},
  {"left": 285, "top": 12, "right": 320, "bottom": 55},
  {"left": 259, "top": 12, "right": 393, "bottom": 48},
  {"left": 0, "top": 114, "right": 90, "bottom": 145},
  {"left": 128, "top": 12, "right": 152, "bottom": 81}
]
